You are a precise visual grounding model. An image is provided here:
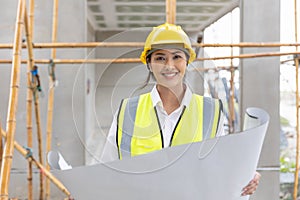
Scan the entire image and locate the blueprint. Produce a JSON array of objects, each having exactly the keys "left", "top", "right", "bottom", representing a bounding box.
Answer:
[{"left": 51, "top": 107, "right": 269, "bottom": 200}]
